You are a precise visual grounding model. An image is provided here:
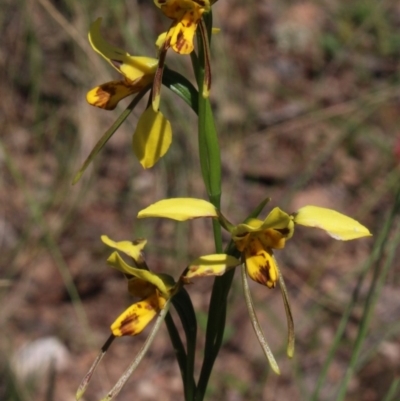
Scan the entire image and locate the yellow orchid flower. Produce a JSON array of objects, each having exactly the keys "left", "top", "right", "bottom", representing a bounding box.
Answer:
[
  {"left": 85, "top": 18, "right": 173, "bottom": 169},
  {"left": 101, "top": 235, "right": 178, "bottom": 336},
  {"left": 76, "top": 235, "right": 180, "bottom": 400},
  {"left": 154, "top": 0, "right": 211, "bottom": 55},
  {"left": 87, "top": 18, "right": 158, "bottom": 110},
  {"left": 152, "top": 0, "right": 212, "bottom": 109},
  {"left": 137, "top": 198, "right": 371, "bottom": 371},
  {"left": 138, "top": 198, "right": 371, "bottom": 288}
]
